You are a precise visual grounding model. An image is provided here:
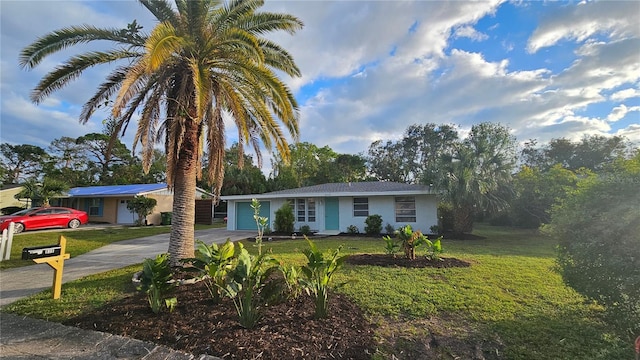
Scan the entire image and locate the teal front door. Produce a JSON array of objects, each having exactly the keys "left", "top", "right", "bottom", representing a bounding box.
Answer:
[
  {"left": 236, "top": 201, "right": 270, "bottom": 230},
  {"left": 324, "top": 197, "right": 339, "bottom": 230}
]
